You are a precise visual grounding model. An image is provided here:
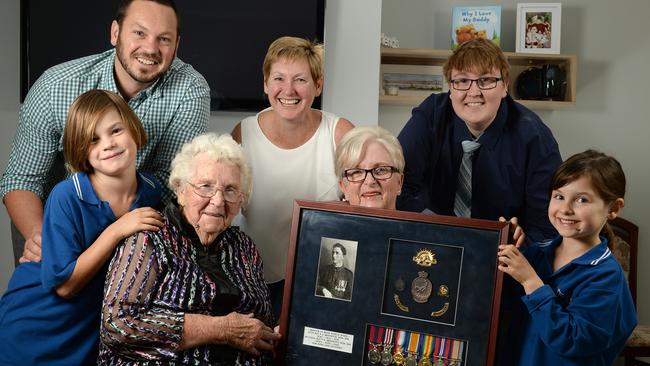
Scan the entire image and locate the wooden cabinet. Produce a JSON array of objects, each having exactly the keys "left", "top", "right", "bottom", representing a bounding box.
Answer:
[{"left": 380, "top": 47, "right": 577, "bottom": 110}]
